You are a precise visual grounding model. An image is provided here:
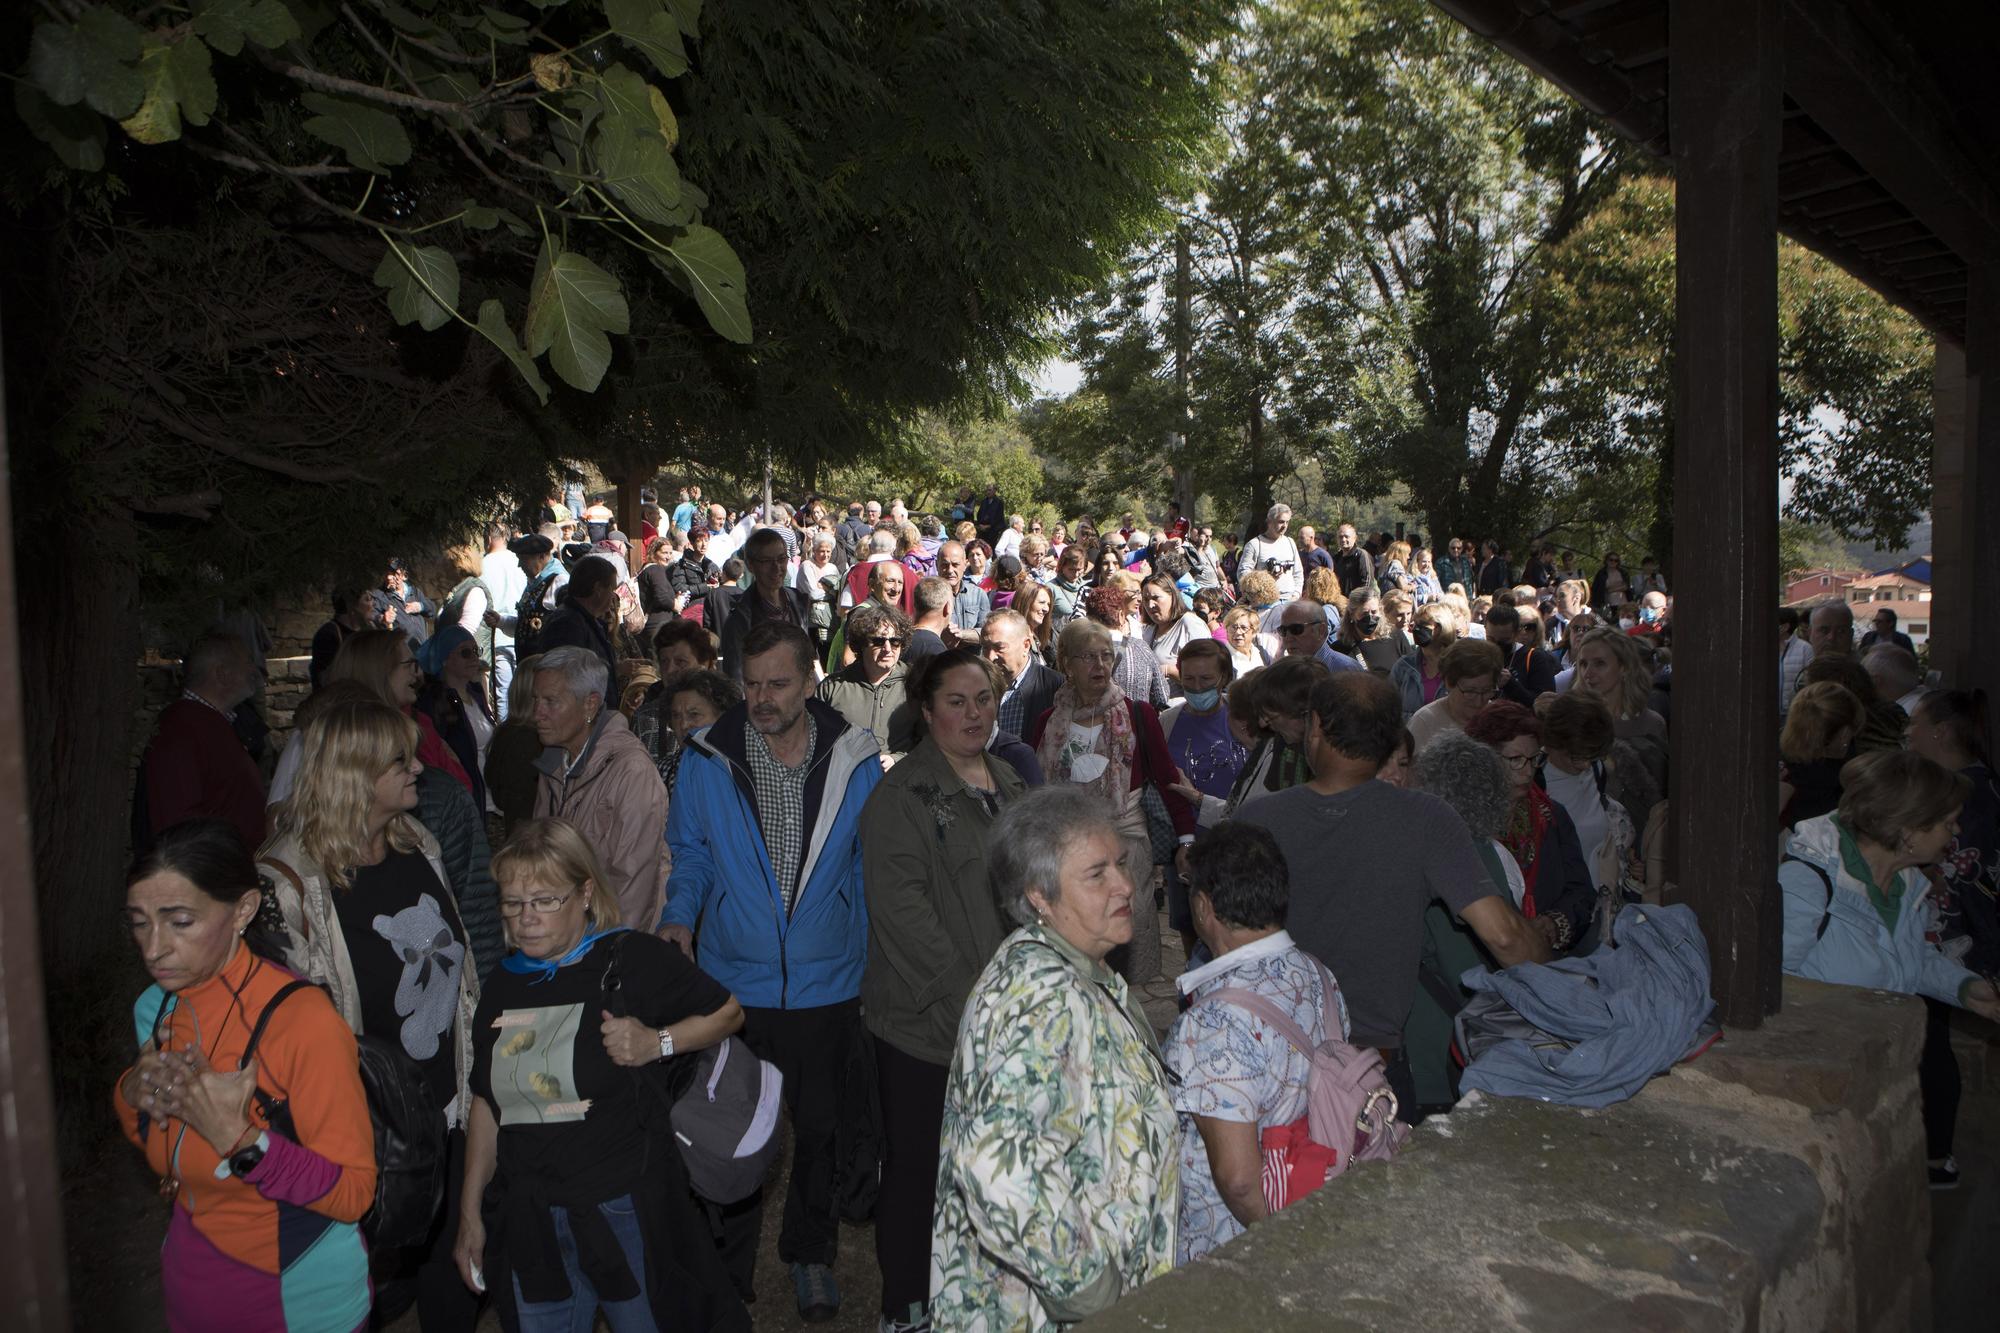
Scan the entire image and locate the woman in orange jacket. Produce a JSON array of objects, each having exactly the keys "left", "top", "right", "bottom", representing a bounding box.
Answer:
[{"left": 116, "top": 819, "right": 377, "bottom": 1333}]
